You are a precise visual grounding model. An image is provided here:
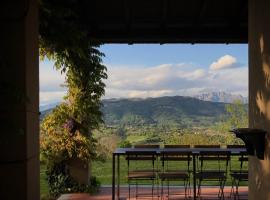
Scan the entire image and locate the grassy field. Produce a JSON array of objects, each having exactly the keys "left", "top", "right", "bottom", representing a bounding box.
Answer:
[{"left": 126, "top": 135, "right": 148, "bottom": 144}]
